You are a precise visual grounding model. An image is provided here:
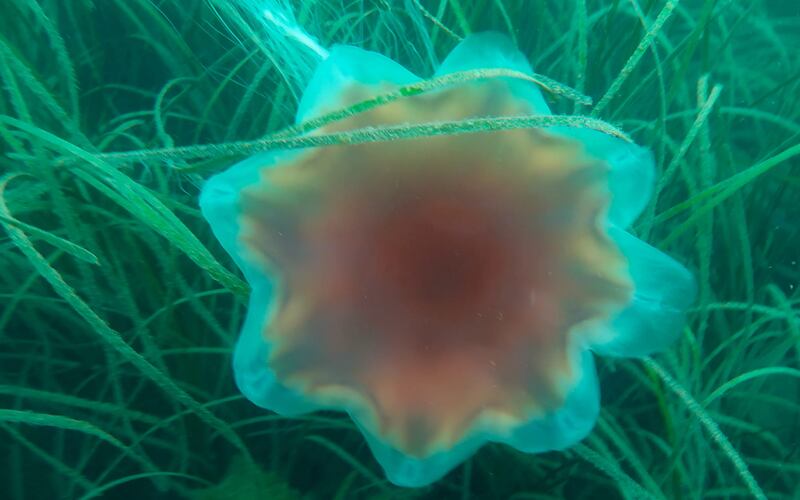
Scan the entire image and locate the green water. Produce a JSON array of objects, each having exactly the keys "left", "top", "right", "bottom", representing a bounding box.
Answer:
[{"left": 0, "top": 1, "right": 798, "bottom": 499}]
